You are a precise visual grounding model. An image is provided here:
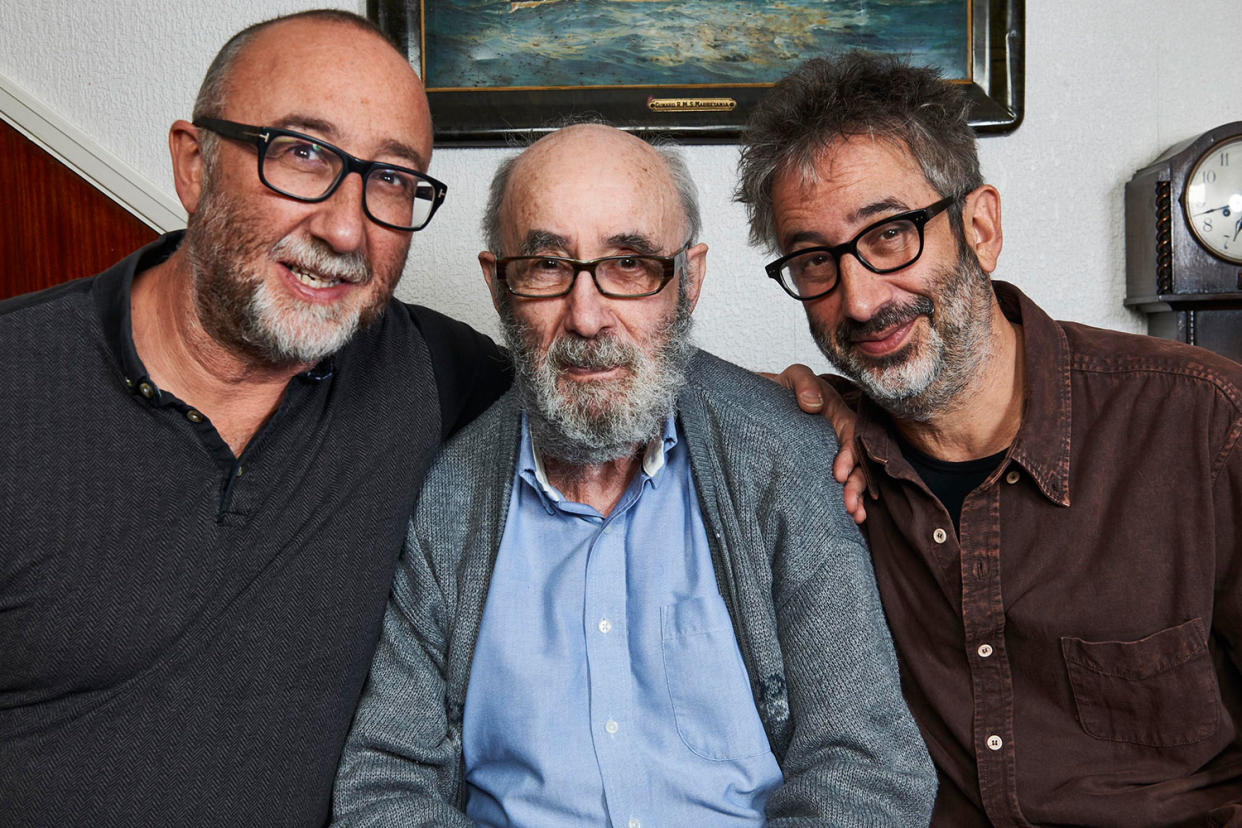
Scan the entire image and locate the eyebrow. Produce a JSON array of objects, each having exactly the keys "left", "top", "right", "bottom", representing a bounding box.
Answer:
[
  {"left": 605, "top": 233, "right": 661, "bottom": 255},
  {"left": 518, "top": 230, "right": 570, "bottom": 256},
  {"left": 375, "top": 138, "right": 428, "bottom": 171},
  {"left": 269, "top": 115, "right": 428, "bottom": 170},
  {"left": 782, "top": 197, "right": 916, "bottom": 249},
  {"left": 850, "top": 197, "right": 912, "bottom": 223},
  {"left": 783, "top": 229, "right": 831, "bottom": 248},
  {"left": 516, "top": 231, "right": 666, "bottom": 258}
]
